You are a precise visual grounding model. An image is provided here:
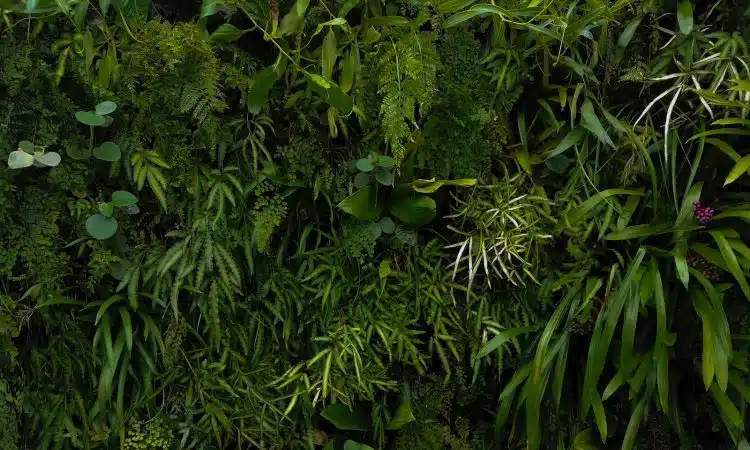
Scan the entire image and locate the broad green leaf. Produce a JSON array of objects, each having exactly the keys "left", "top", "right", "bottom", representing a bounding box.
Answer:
[
  {"left": 297, "top": 0, "right": 309, "bottom": 15},
  {"left": 321, "top": 403, "right": 370, "bottom": 430},
  {"left": 573, "top": 428, "right": 601, "bottom": 450},
  {"left": 248, "top": 65, "right": 282, "bottom": 114},
  {"left": 730, "top": 79, "right": 750, "bottom": 92},
  {"left": 677, "top": 0, "right": 693, "bottom": 34},
  {"left": 111, "top": 191, "right": 138, "bottom": 207},
  {"left": 617, "top": 17, "right": 642, "bottom": 48},
  {"left": 379, "top": 260, "right": 391, "bottom": 278},
  {"left": 93, "top": 142, "right": 121, "bottom": 162},
  {"left": 87, "top": 214, "right": 118, "bottom": 240},
  {"left": 375, "top": 169, "right": 394, "bottom": 186},
  {"left": 99, "top": 202, "right": 114, "bottom": 217},
  {"left": 545, "top": 127, "right": 585, "bottom": 159},
  {"left": 379, "top": 217, "right": 395, "bottom": 234},
  {"left": 211, "top": 24, "right": 247, "bottom": 43},
  {"left": 356, "top": 158, "right": 374, "bottom": 172},
  {"left": 18, "top": 141, "right": 34, "bottom": 153},
  {"left": 709, "top": 382, "right": 743, "bottom": 427},
  {"left": 8, "top": 150, "right": 34, "bottom": 169},
  {"left": 95, "top": 101, "right": 117, "bottom": 115},
  {"left": 375, "top": 155, "right": 394, "bottom": 168},
  {"left": 474, "top": 327, "right": 537, "bottom": 361},
  {"left": 76, "top": 111, "right": 106, "bottom": 126},
  {"left": 389, "top": 196, "right": 436, "bottom": 227},
  {"left": 714, "top": 208, "right": 750, "bottom": 223},
  {"left": 113, "top": 0, "right": 149, "bottom": 19},
  {"left": 354, "top": 172, "right": 371, "bottom": 188},
  {"left": 201, "top": 0, "right": 223, "bottom": 17},
  {"left": 724, "top": 154, "right": 750, "bottom": 186},
  {"left": 308, "top": 73, "right": 331, "bottom": 89},
  {"left": 385, "top": 401, "right": 415, "bottom": 429},
  {"left": 338, "top": 187, "right": 381, "bottom": 220},
  {"left": 581, "top": 100, "right": 614, "bottom": 148},
  {"left": 411, "top": 178, "right": 476, "bottom": 193},
  {"left": 326, "top": 85, "right": 354, "bottom": 113}
]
